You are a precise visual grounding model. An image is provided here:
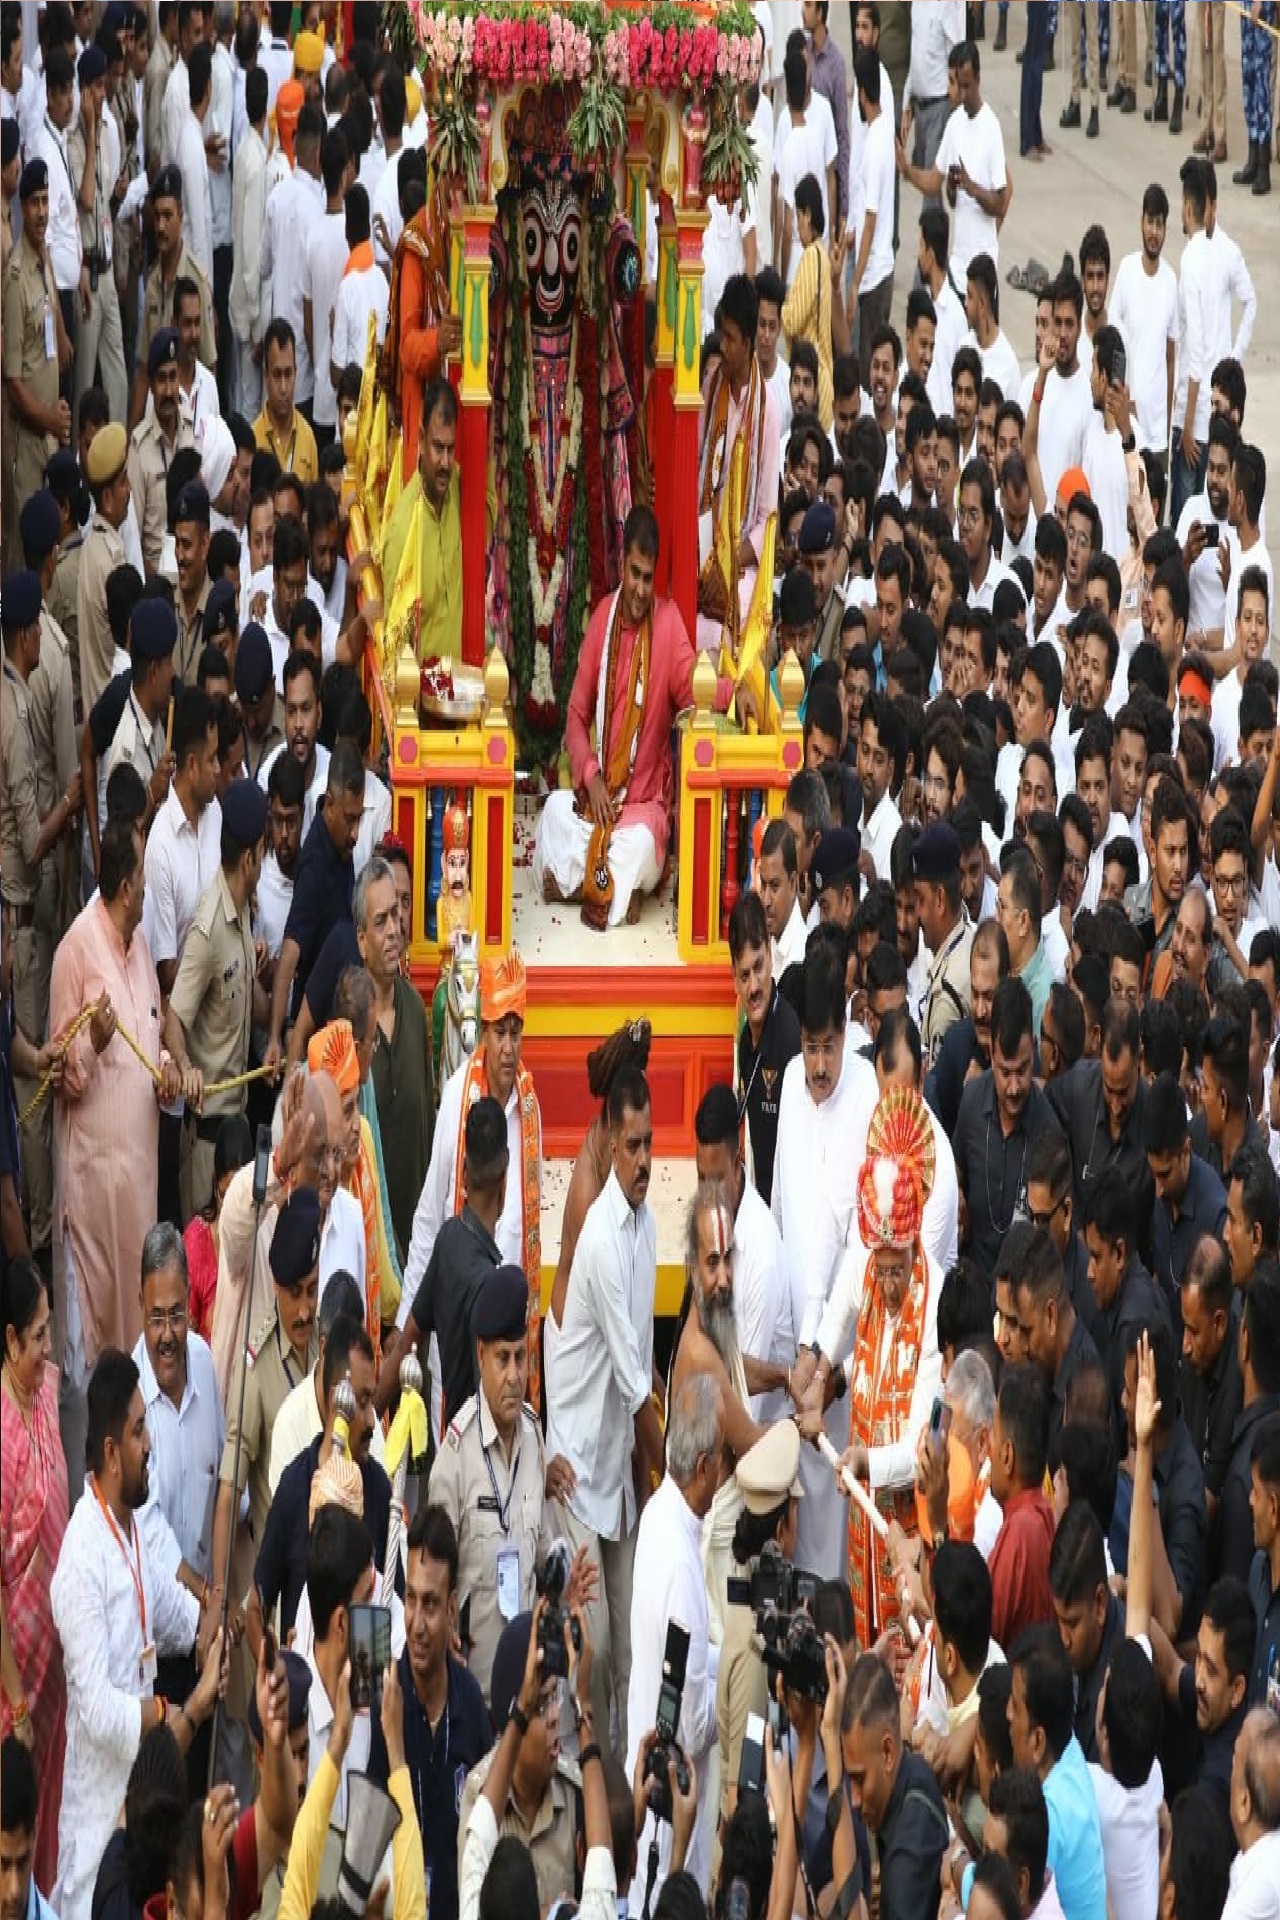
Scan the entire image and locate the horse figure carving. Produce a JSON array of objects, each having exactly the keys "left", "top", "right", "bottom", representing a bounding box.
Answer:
[{"left": 432, "top": 929, "right": 481, "bottom": 1102}]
